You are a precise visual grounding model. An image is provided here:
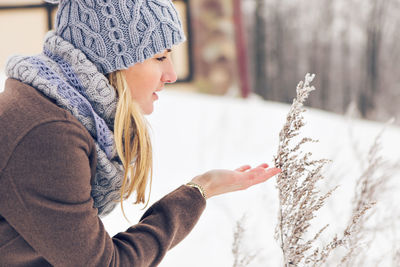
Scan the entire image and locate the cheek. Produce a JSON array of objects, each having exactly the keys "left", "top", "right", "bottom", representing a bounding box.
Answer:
[{"left": 128, "top": 67, "right": 161, "bottom": 100}]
